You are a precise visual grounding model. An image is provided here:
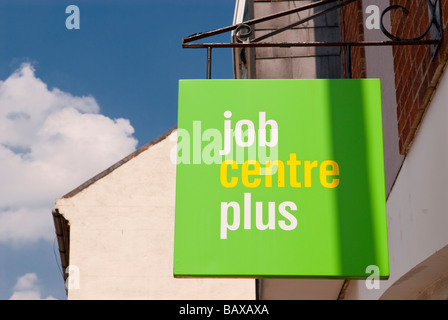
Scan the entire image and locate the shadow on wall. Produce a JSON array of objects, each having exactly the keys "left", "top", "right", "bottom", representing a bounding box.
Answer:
[{"left": 313, "top": 1, "right": 342, "bottom": 79}]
